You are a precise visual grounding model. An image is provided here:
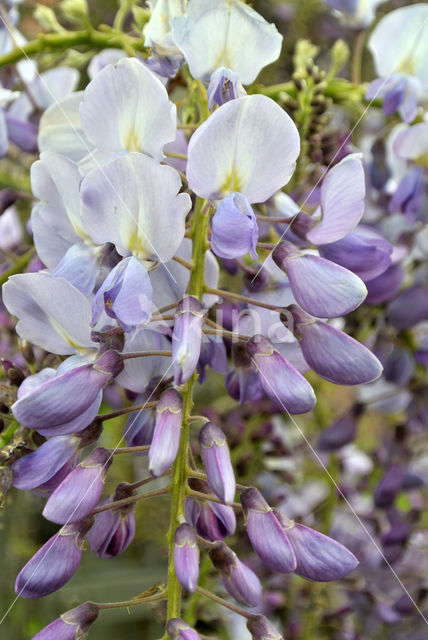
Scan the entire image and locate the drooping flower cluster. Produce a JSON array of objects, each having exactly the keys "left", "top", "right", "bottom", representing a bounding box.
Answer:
[{"left": 0, "top": 0, "right": 426, "bottom": 639}]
